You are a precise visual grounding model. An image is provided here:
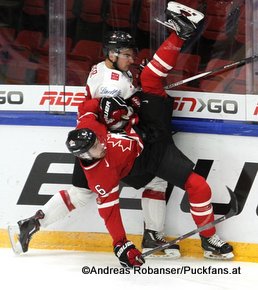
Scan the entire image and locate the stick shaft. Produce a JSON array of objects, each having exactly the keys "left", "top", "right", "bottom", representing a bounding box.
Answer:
[
  {"left": 141, "top": 187, "right": 238, "bottom": 258},
  {"left": 164, "top": 55, "right": 258, "bottom": 90},
  {"left": 141, "top": 211, "right": 231, "bottom": 258}
]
